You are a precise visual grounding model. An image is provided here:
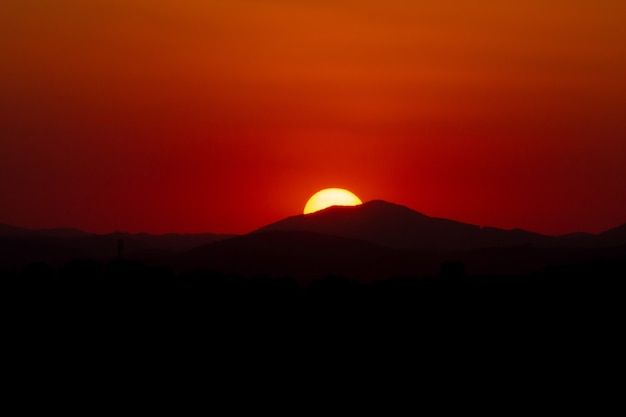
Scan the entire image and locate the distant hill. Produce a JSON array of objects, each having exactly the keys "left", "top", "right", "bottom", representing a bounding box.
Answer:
[
  {"left": 1, "top": 205, "right": 625, "bottom": 278},
  {"left": 0, "top": 223, "right": 235, "bottom": 268},
  {"left": 256, "top": 200, "right": 626, "bottom": 251},
  {"left": 255, "top": 200, "right": 553, "bottom": 250}
]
